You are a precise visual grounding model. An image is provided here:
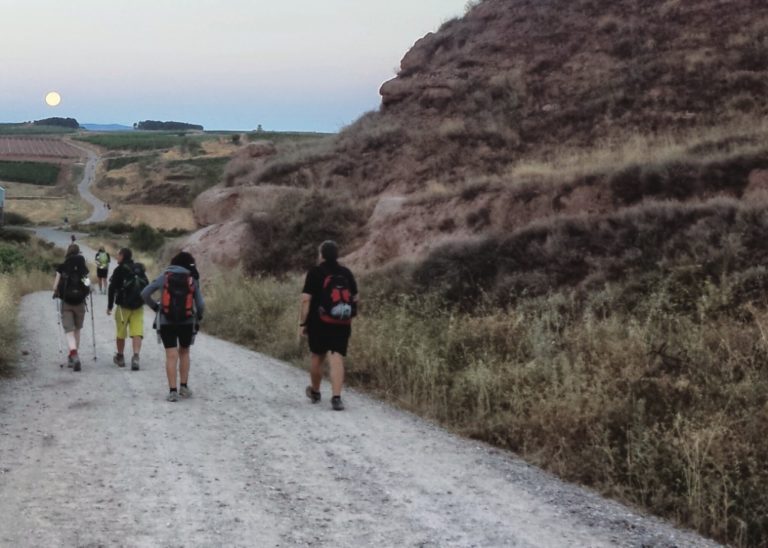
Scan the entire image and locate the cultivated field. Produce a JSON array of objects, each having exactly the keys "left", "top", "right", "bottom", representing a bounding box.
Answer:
[{"left": 0, "top": 137, "right": 82, "bottom": 159}]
